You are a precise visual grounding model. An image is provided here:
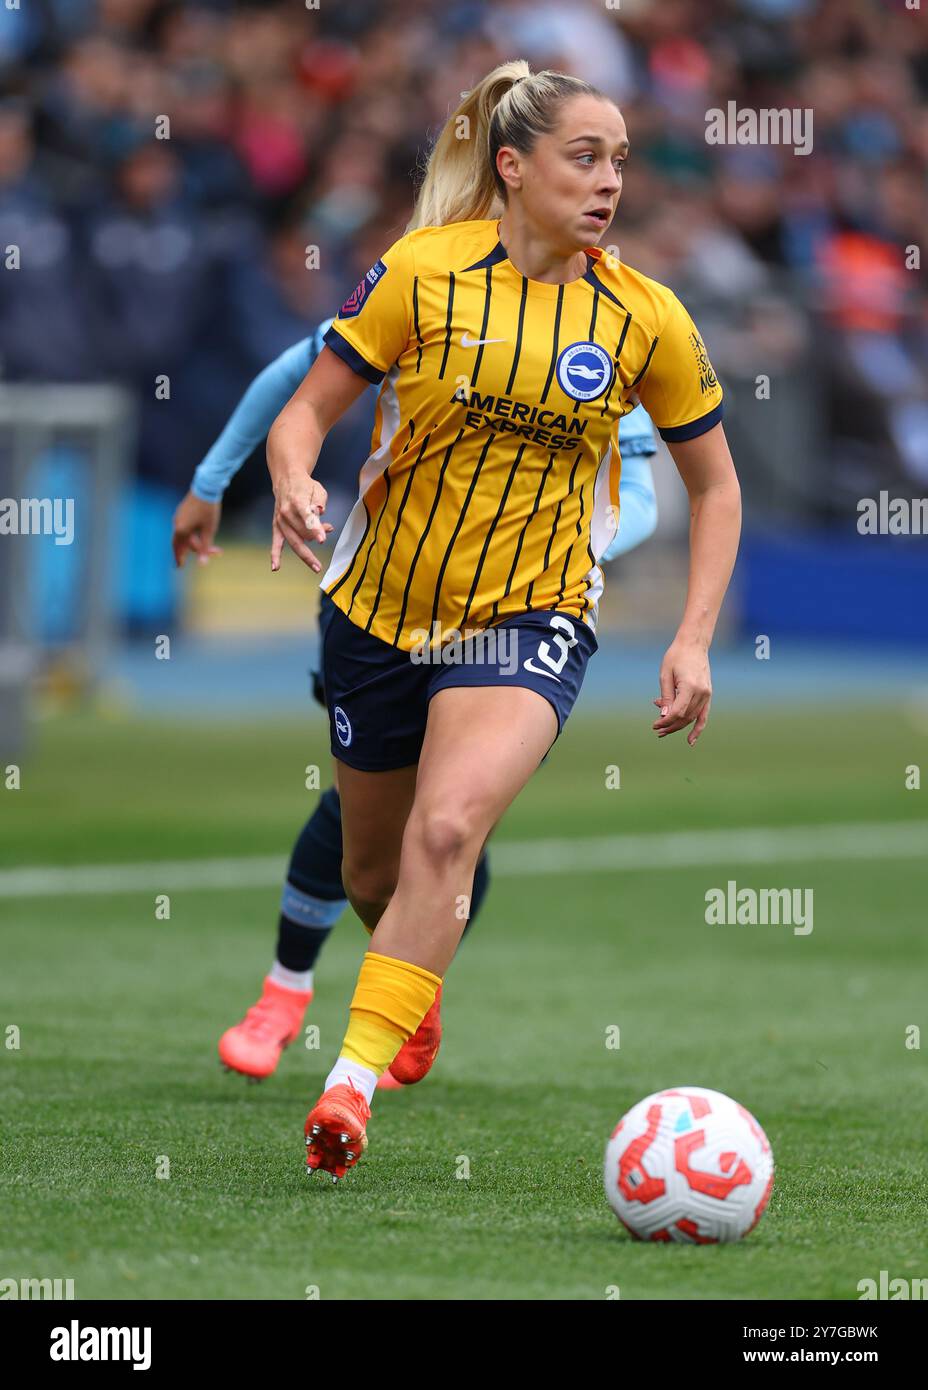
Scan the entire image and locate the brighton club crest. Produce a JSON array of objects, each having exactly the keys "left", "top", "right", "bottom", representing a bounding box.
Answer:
[{"left": 555, "top": 341, "right": 614, "bottom": 402}]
